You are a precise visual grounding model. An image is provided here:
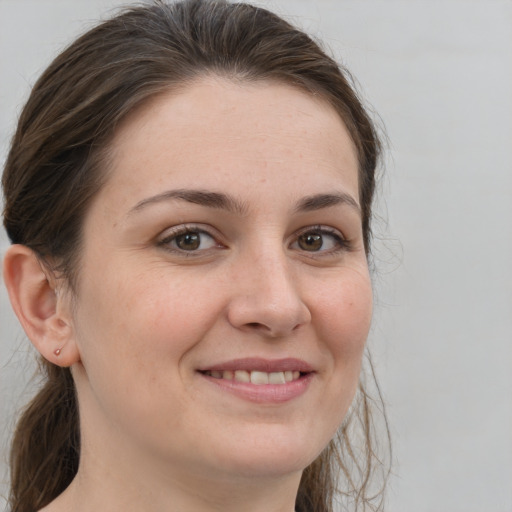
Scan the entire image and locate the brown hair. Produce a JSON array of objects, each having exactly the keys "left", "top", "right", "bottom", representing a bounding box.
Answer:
[{"left": 2, "top": 1, "right": 388, "bottom": 510}]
